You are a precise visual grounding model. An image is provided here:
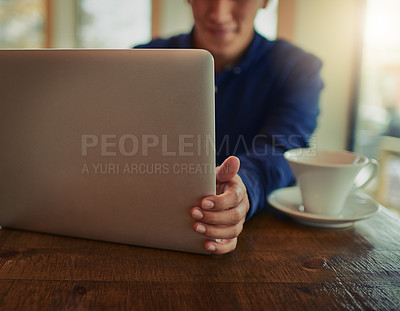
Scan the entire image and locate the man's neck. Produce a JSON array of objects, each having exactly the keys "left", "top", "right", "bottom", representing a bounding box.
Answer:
[{"left": 213, "top": 53, "right": 243, "bottom": 73}]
